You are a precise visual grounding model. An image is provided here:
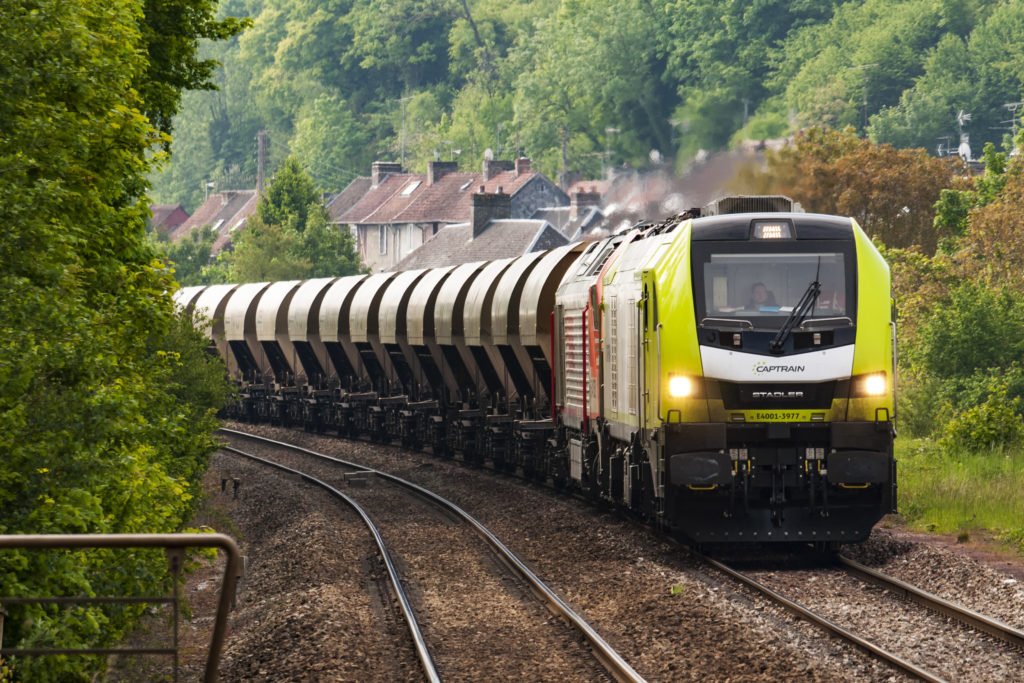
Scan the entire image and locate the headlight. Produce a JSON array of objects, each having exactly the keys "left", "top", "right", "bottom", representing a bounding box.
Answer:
[
  {"left": 862, "top": 373, "right": 886, "bottom": 396},
  {"left": 668, "top": 375, "right": 693, "bottom": 398}
]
